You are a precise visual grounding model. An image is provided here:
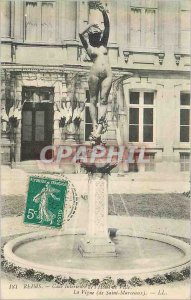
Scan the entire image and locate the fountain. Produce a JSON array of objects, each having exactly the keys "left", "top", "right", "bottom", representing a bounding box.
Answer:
[
  {"left": 3, "top": 1, "right": 190, "bottom": 285},
  {"left": 3, "top": 141, "right": 190, "bottom": 281},
  {"left": 3, "top": 205, "right": 190, "bottom": 280}
]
